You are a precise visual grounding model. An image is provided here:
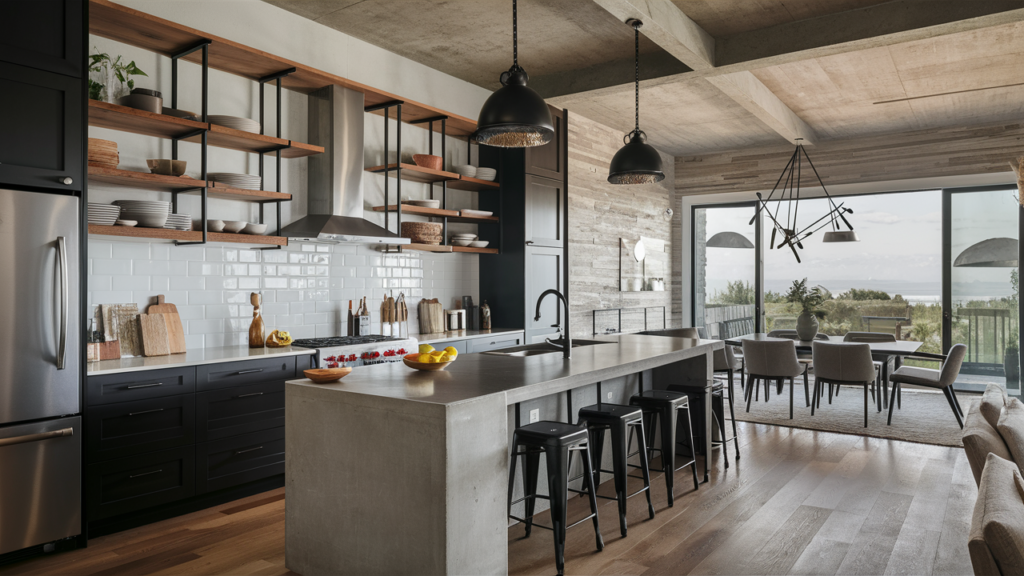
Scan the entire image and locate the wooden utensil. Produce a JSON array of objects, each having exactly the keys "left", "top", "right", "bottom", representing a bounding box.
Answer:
[
  {"left": 148, "top": 294, "right": 178, "bottom": 315},
  {"left": 162, "top": 312, "right": 186, "bottom": 354},
  {"left": 138, "top": 313, "right": 170, "bottom": 356}
]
